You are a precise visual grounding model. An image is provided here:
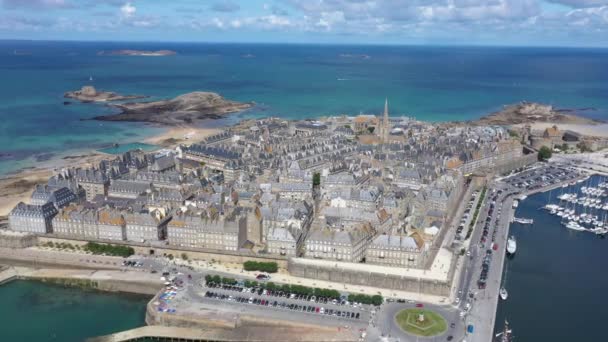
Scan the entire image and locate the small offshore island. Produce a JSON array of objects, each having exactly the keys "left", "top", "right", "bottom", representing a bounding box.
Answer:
[
  {"left": 1, "top": 98, "right": 608, "bottom": 342},
  {"left": 65, "top": 86, "right": 147, "bottom": 103},
  {"left": 94, "top": 91, "right": 254, "bottom": 125}
]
